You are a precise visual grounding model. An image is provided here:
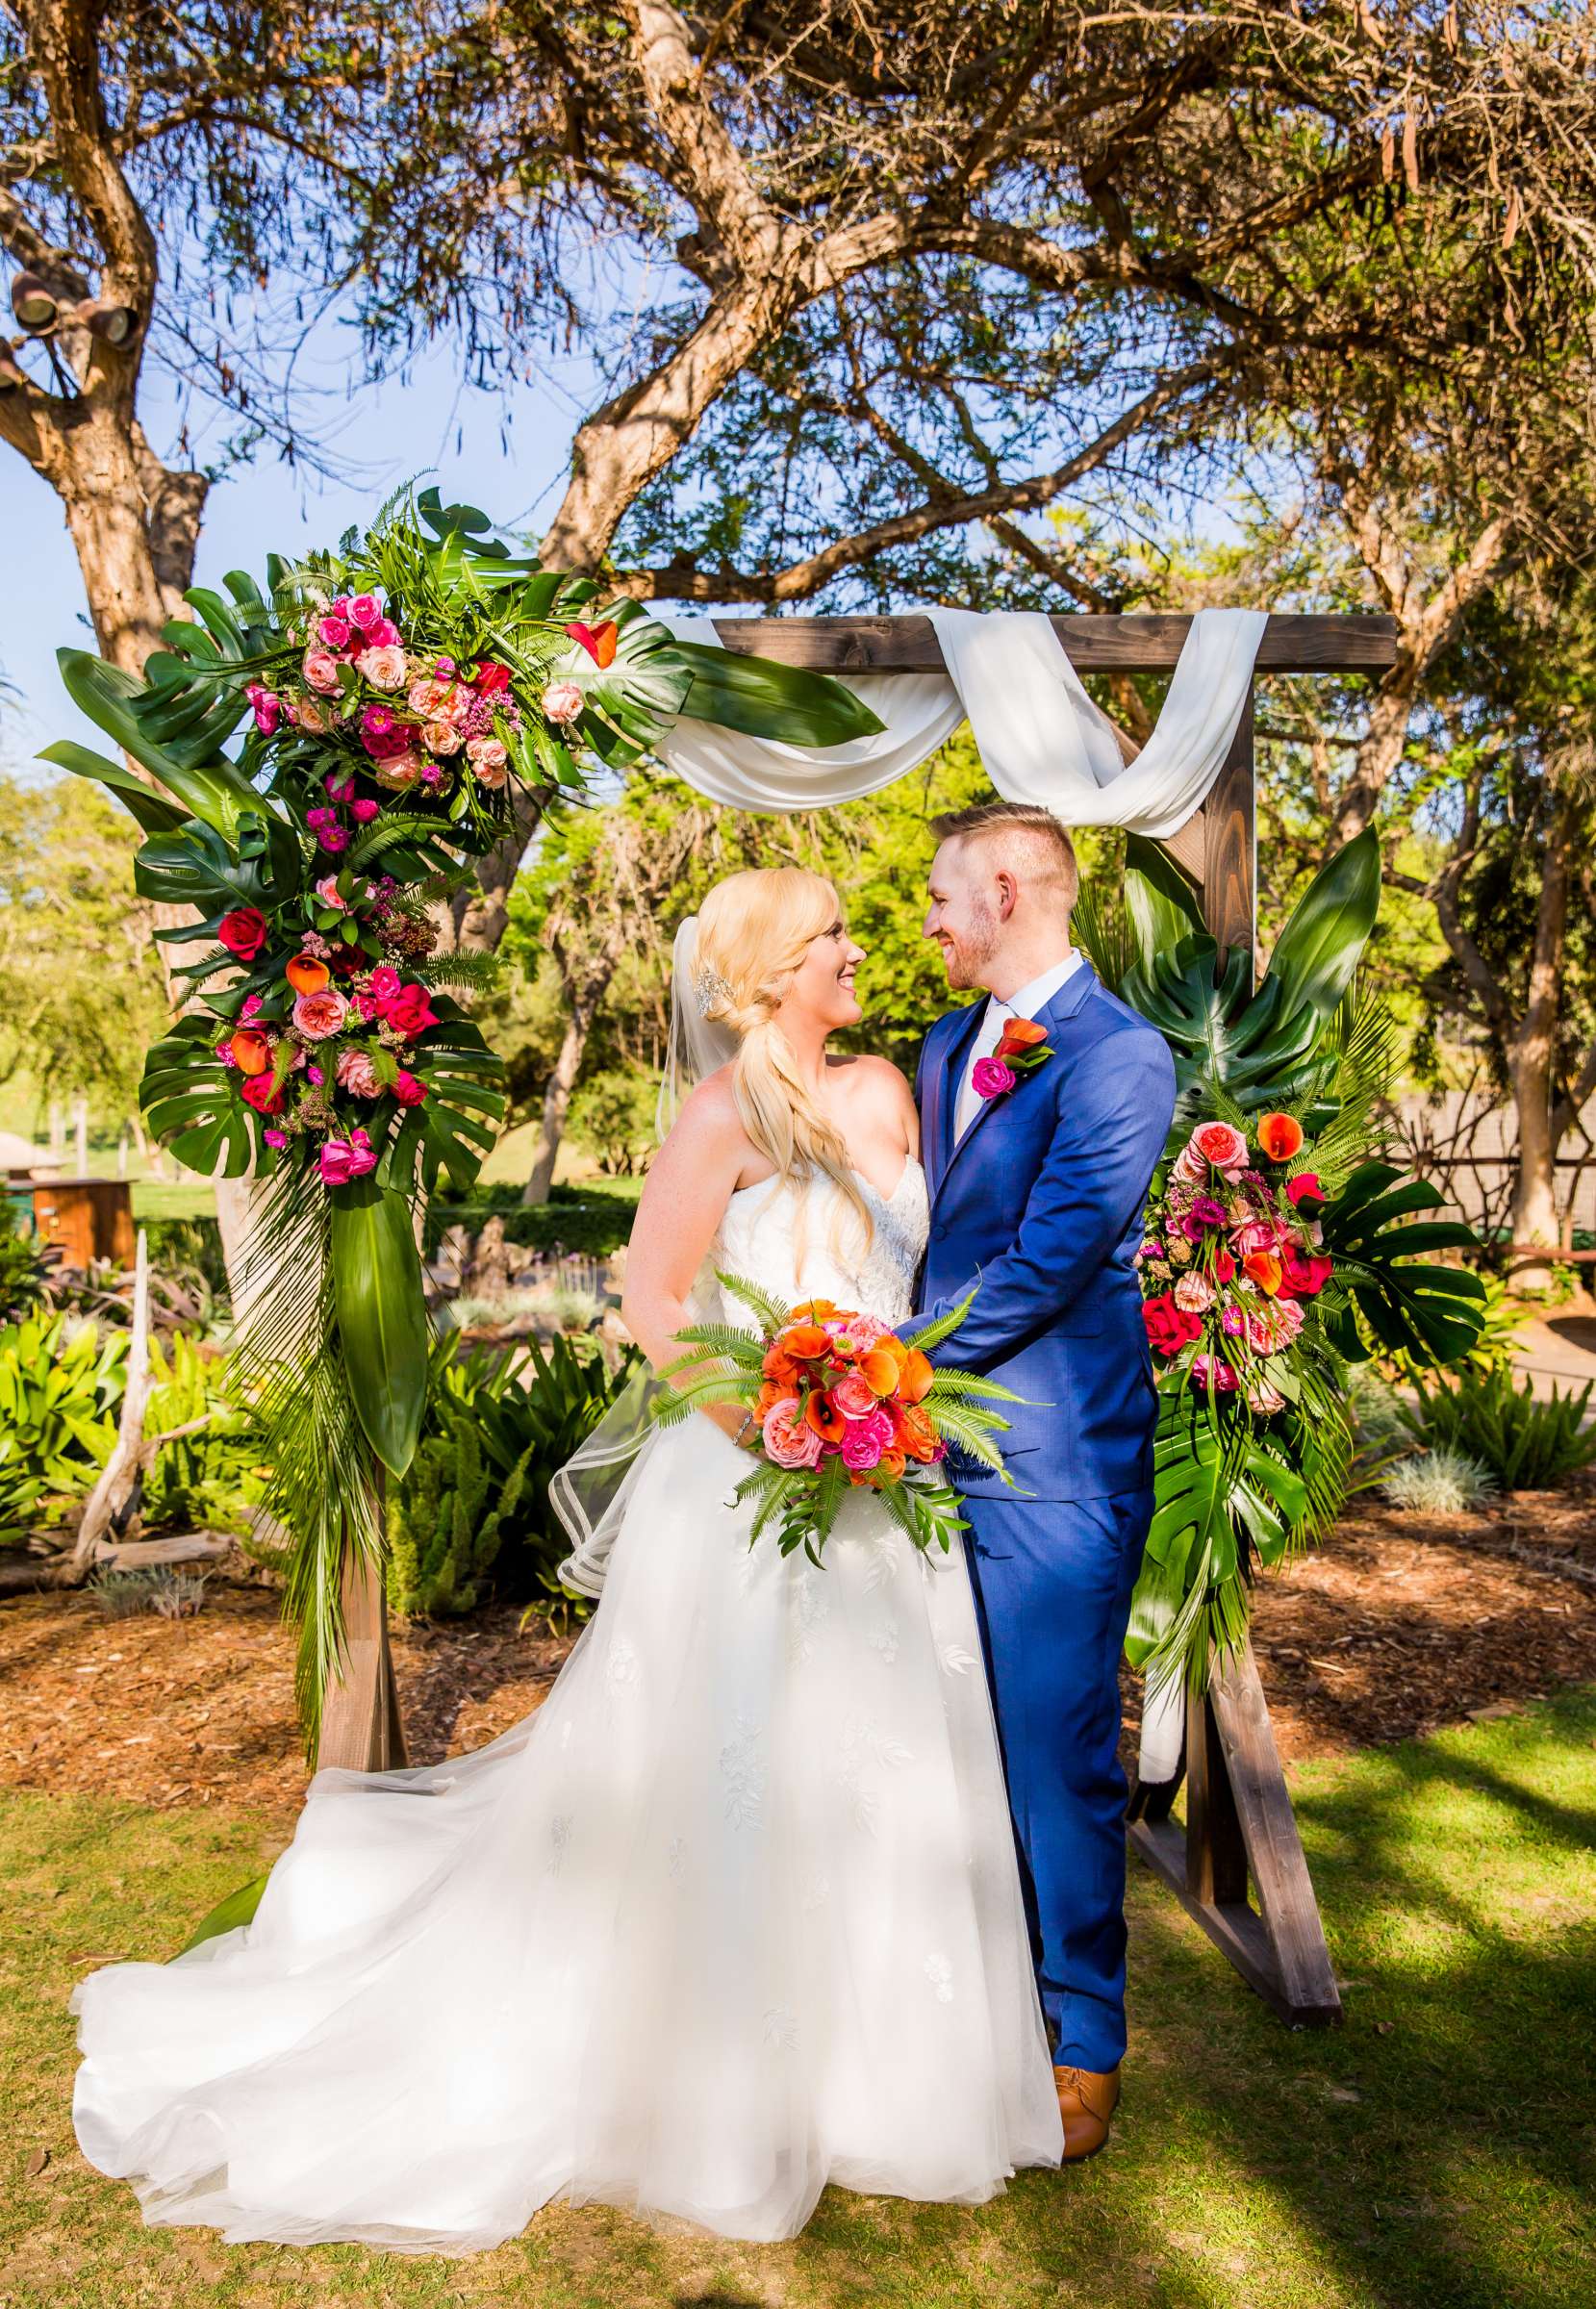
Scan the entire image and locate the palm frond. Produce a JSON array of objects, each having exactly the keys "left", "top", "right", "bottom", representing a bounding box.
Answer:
[{"left": 712, "top": 1270, "right": 792, "bottom": 1335}]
